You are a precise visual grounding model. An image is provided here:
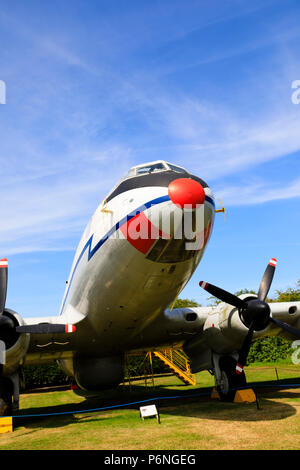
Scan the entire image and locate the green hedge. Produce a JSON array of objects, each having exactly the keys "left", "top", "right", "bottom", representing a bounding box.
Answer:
[
  {"left": 23, "top": 364, "right": 69, "bottom": 390},
  {"left": 22, "top": 336, "right": 294, "bottom": 390},
  {"left": 247, "top": 336, "right": 293, "bottom": 364},
  {"left": 22, "top": 355, "right": 169, "bottom": 390},
  {"left": 124, "top": 354, "right": 169, "bottom": 378}
]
